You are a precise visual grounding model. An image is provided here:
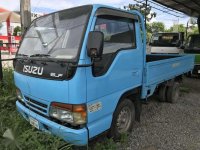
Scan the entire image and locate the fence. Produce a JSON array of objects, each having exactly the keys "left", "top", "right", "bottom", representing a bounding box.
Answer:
[
  {"left": 0, "top": 43, "right": 19, "bottom": 54},
  {"left": 0, "top": 41, "right": 18, "bottom": 82}
]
